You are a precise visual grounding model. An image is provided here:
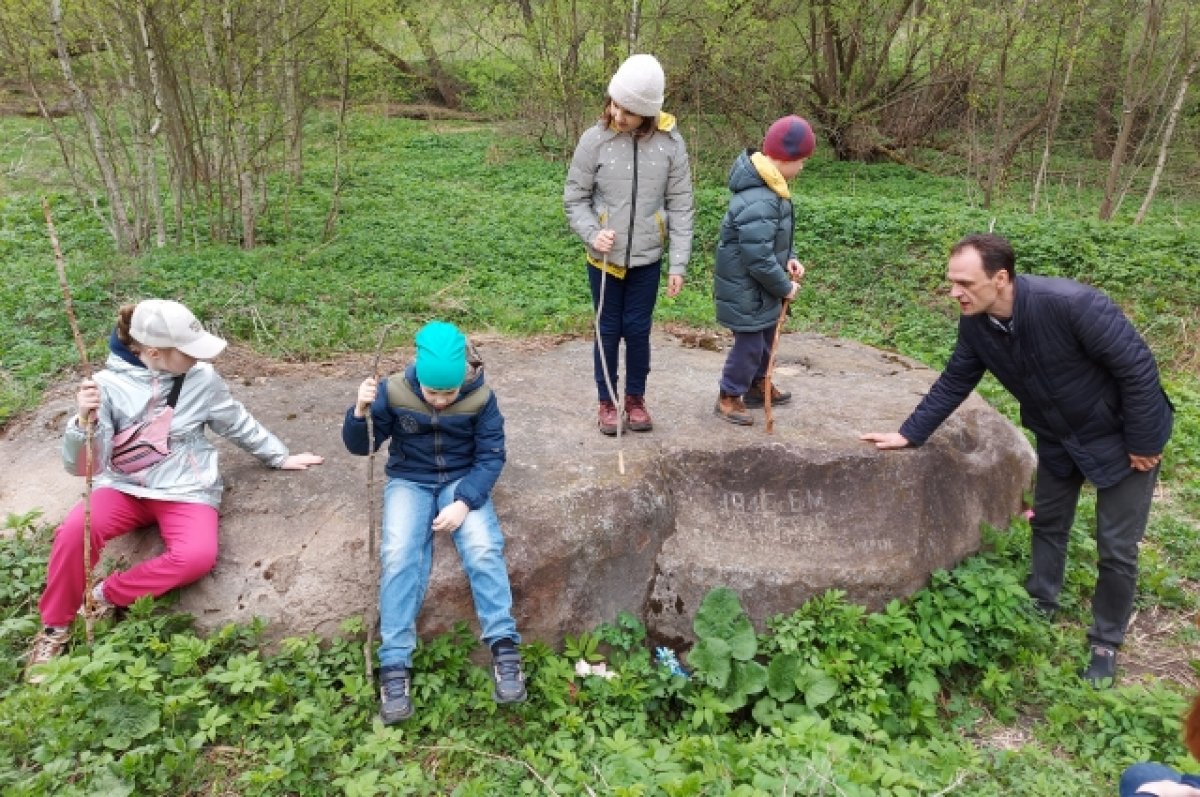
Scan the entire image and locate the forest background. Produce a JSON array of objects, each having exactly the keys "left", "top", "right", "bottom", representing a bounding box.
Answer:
[{"left": 0, "top": 0, "right": 1198, "bottom": 794}]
